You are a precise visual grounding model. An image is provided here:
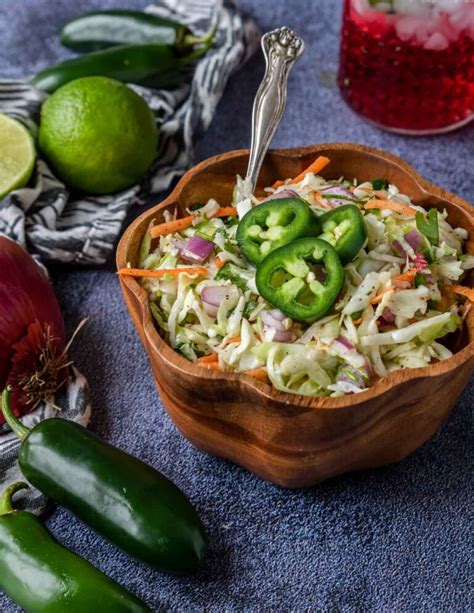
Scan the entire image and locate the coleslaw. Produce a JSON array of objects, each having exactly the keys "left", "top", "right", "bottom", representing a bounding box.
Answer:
[{"left": 123, "top": 157, "right": 473, "bottom": 398}]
